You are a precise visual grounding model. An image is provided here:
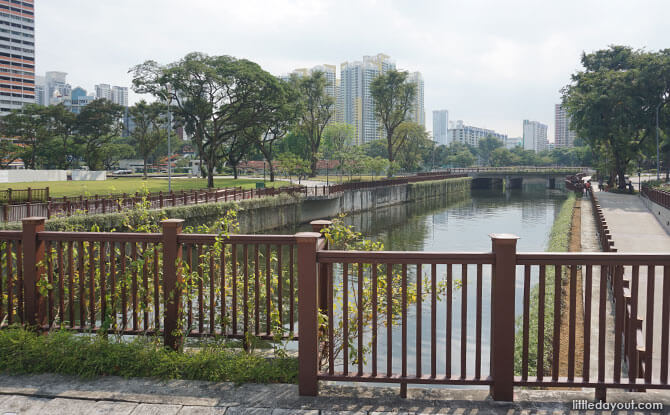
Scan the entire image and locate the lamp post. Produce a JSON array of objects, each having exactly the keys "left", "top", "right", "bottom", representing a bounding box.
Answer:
[{"left": 657, "top": 100, "right": 662, "bottom": 181}]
